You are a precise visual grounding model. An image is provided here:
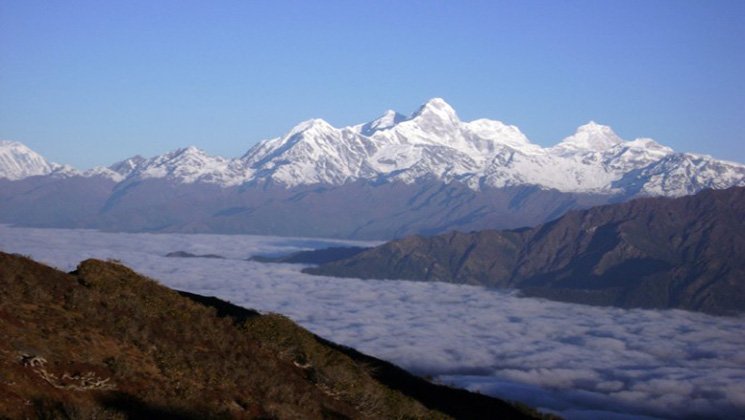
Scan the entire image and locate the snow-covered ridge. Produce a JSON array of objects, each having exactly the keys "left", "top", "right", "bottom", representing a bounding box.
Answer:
[
  {"left": 0, "top": 140, "right": 56, "bottom": 180},
  {"left": 0, "top": 140, "right": 128, "bottom": 182},
  {"left": 1, "top": 98, "right": 744, "bottom": 197},
  {"left": 231, "top": 98, "right": 745, "bottom": 196}
]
